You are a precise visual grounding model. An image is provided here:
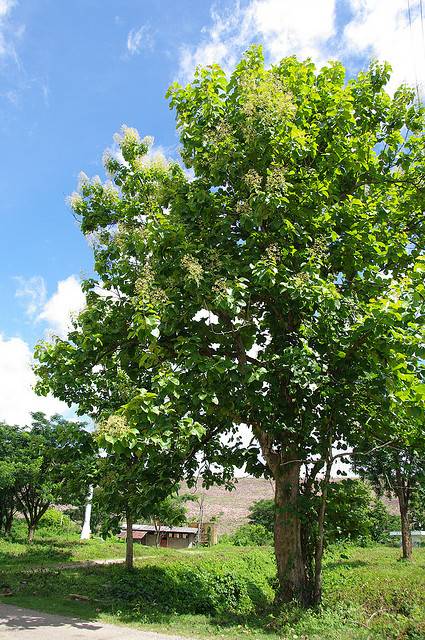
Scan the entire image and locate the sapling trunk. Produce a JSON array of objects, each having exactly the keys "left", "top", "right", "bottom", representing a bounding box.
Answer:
[
  {"left": 125, "top": 507, "right": 134, "bottom": 570},
  {"left": 395, "top": 468, "right": 412, "bottom": 560}
]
